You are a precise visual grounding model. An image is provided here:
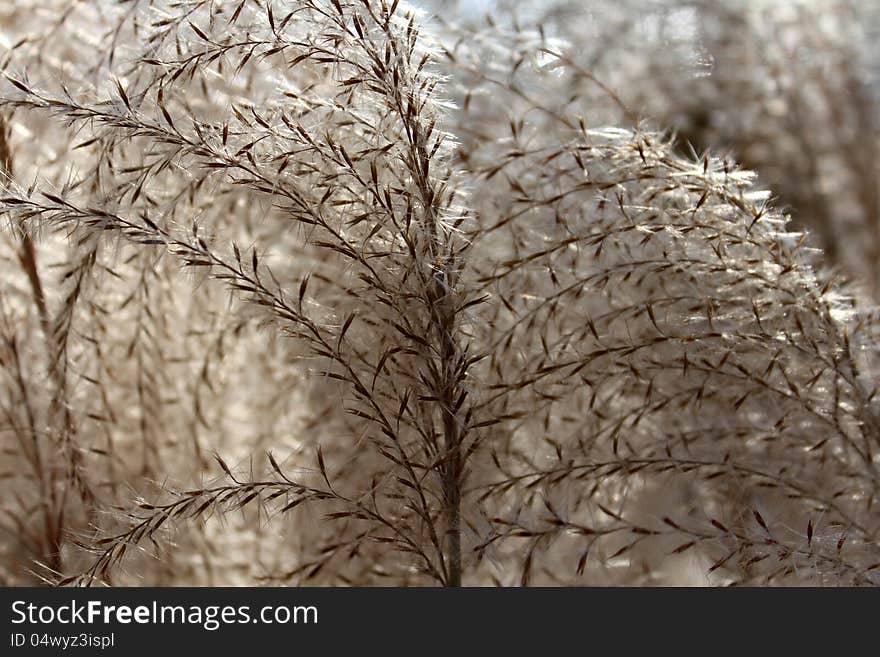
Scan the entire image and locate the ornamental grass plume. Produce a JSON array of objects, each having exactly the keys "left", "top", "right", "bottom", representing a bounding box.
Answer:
[
  {"left": 0, "top": 0, "right": 878, "bottom": 586},
  {"left": 429, "top": 0, "right": 880, "bottom": 296}
]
